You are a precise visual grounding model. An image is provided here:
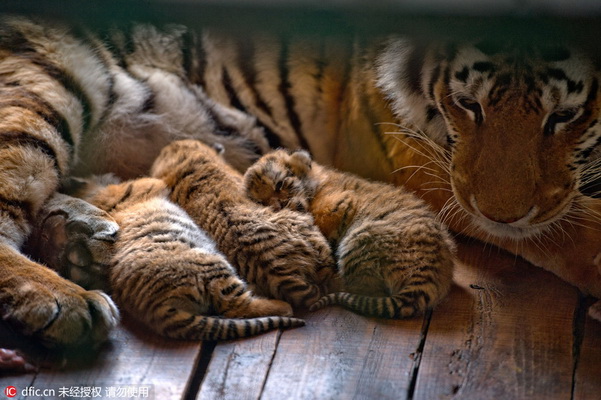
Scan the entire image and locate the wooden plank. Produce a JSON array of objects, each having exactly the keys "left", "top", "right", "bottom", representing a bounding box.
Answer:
[
  {"left": 258, "top": 307, "right": 426, "bottom": 400},
  {"left": 0, "top": 317, "right": 203, "bottom": 400},
  {"left": 413, "top": 238, "right": 580, "bottom": 400},
  {"left": 573, "top": 312, "right": 601, "bottom": 400},
  {"left": 196, "top": 331, "right": 280, "bottom": 400},
  {"left": 3, "top": 237, "right": 596, "bottom": 400}
]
